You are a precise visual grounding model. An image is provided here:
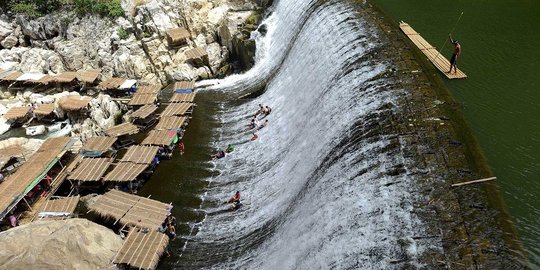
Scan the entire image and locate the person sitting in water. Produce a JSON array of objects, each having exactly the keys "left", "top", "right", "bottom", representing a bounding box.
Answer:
[
  {"left": 231, "top": 200, "right": 242, "bottom": 211},
  {"left": 263, "top": 105, "right": 272, "bottom": 117},
  {"left": 257, "top": 119, "right": 268, "bottom": 130},
  {"left": 211, "top": 150, "right": 226, "bottom": 159},
  {"left": 225, "top": 144, "right": 235, "bottom": 153},
  {"left": 246, "top": 116, "right": 257, "bottom": 129},
  {"left": 254, "top": 104, "right": 264, "bottom": 117},
  {"left": 250, "top": 132, "right": 259, "bottom": 141},
  {"left": 227, "top": 191, "right": 241, "bottom": 204},
  {"left": 227, "top": 191, "right": 242, "bottom": 210}
]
